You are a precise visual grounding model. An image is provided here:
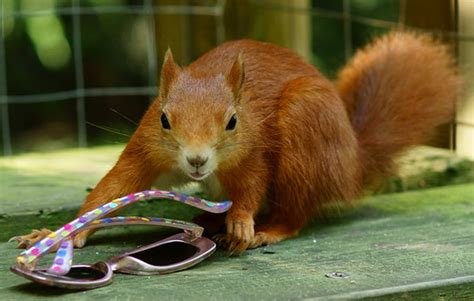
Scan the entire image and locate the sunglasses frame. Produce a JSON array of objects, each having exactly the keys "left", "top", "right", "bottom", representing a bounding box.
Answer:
[
  {"left": 11, "top": 232, "right": 215, "bottom": 290},
  {"left": 11, "top": 190, "right": 231, "bottom": 290}
]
